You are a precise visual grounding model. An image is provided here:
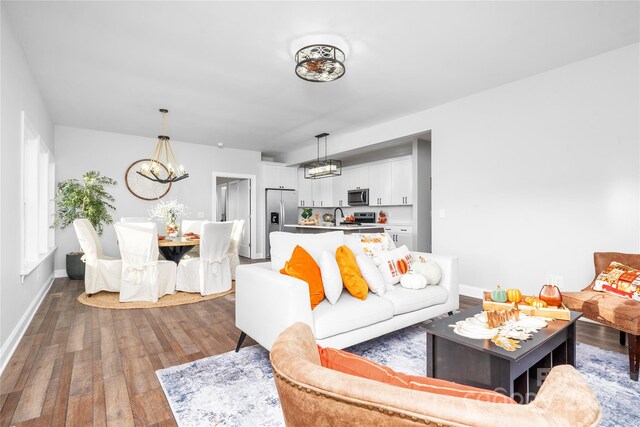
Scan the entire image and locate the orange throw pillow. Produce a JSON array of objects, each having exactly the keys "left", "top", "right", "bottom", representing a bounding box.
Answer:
[
  {"left": 280, "top": 245, "right": 325, "bottom": 309},
  {"left": 335, "top": 245, "right": 368, "bottom": 300},
  {"left": 317, "top": 346, "right": 516, "bottom": 404}
]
